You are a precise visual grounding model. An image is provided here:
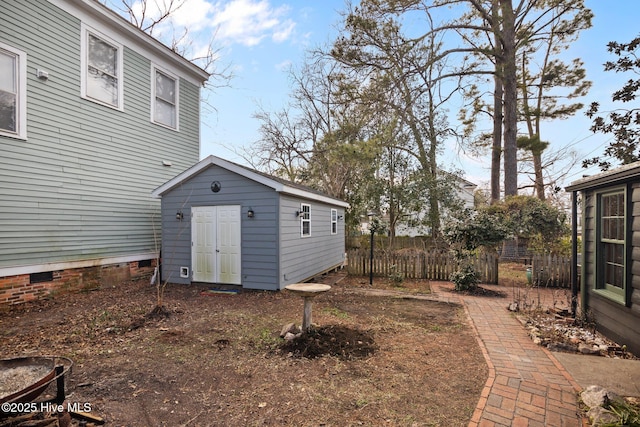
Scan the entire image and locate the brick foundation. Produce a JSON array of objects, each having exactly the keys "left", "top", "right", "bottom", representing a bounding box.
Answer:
[{"left": 0, "top": 260, "right": 156, "bottom": 306}]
